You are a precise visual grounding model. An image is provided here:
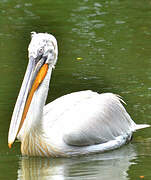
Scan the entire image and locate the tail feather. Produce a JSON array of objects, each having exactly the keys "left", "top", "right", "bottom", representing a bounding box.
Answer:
[{"left": 134, "top": 124, "right": 150, "bottom": 131}]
